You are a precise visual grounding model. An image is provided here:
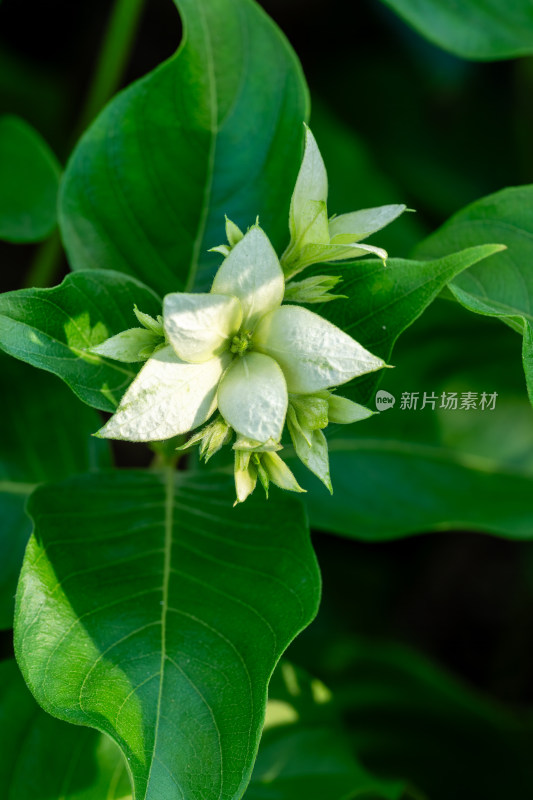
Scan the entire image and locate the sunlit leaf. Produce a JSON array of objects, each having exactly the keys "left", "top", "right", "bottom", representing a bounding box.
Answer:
[
  {"left": 0, "top": 271, "right": 161, "bottom": 411},
  {"left": 15, "top": 470, "right": 320, "bottom": 800}
]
